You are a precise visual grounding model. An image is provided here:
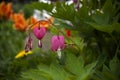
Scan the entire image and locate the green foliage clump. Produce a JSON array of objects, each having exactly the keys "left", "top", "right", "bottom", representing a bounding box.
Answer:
[{"left": 21, "top": 0, "right": 120, "bottom": 80}]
